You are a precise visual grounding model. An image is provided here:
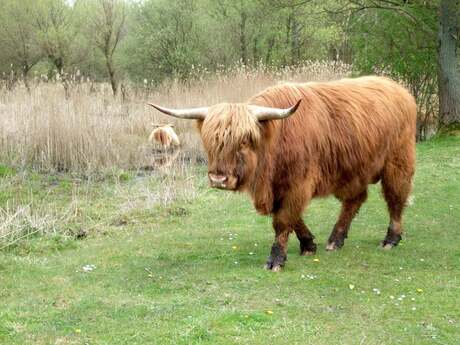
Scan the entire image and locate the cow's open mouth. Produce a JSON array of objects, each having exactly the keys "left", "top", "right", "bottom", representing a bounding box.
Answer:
[{"left": 208, "top": 174, "right": 238, "bottom": 190}]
